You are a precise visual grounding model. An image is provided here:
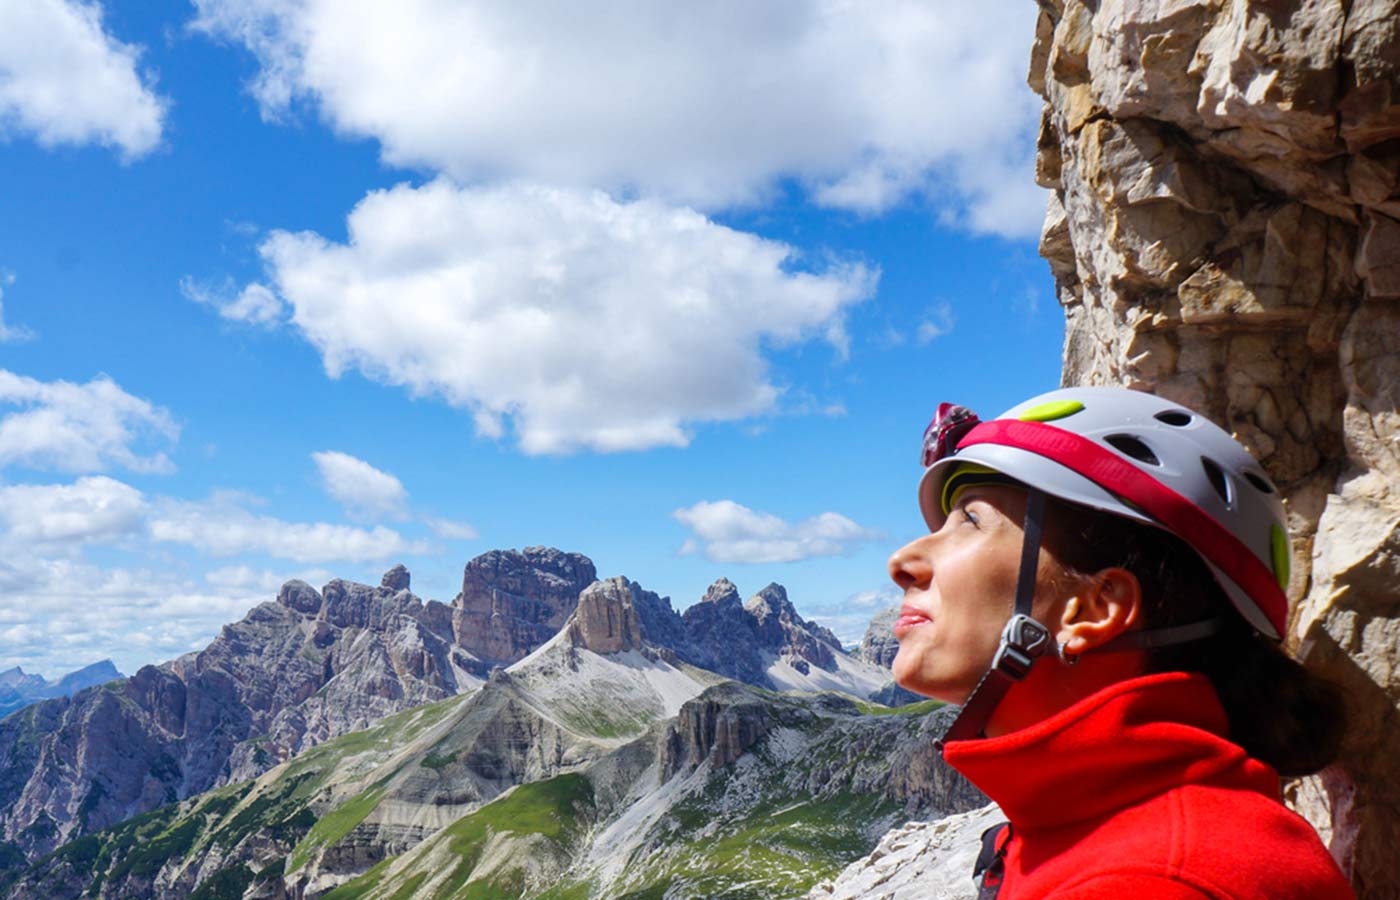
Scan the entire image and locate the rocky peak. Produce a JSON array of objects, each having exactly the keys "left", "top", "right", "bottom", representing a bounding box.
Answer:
[
  {"left": 857, "top": 607, "right": 900, "bottom": 669},
  {"left": 699, "top": 577, "right": 741, "bottom": 607},
  {"left": 319, "top": 578, "right": 422, "bottom": 631},
  {"left": 0, "top": 667, "right": 44, "bottom": 692},
  {"left": 276, "top": 579, "right": 323, "bottom": 615},
  {"left": 567, "top": 578, "right": 645, "bottom": 654},
  {"left": 744, "top": 582, "right": 794, "bottom": 623},
  {"left": 458, "top": 547, "right": 597, "bottom": 611},
  {"left": 452, "top": 547, "right": 599, "bottom": 667},
  {"left": 380, "top": 564, "right": 410, "bottom": 592}
]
